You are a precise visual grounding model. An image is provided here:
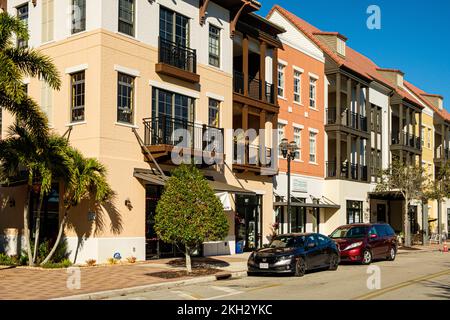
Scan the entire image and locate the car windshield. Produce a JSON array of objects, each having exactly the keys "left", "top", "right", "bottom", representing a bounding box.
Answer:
[
  {"left": 330, "top": 226, "right": 367, "bottom": 239},
  {"left": 269, "top": 236, "right": 304, "bottom": 248}
]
